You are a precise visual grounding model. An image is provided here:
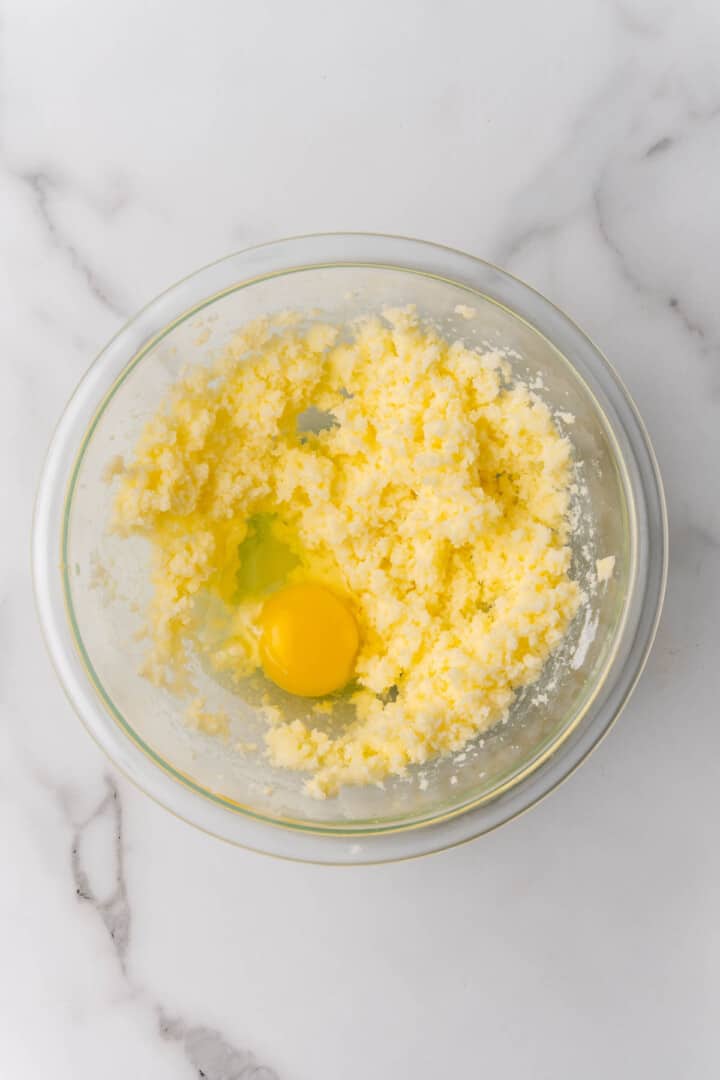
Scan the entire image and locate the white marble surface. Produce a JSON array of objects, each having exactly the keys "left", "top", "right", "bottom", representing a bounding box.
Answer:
[{"left": 3, "top": 0, "right": 720, "bottom": 1075}]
